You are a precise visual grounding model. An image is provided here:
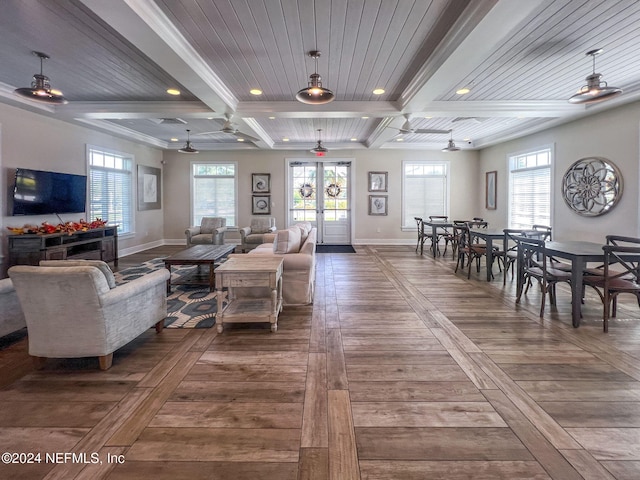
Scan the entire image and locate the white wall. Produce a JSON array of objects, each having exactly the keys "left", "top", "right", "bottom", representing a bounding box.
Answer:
[
  {"left": 162, "top": 148, "right": 481, "bottom": 244},
  {"left": 0, "top": 102, "right": 164, "bottom": 273},
  {"left": 478, "top": 101, "right": 640, "bottom": 243}
]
